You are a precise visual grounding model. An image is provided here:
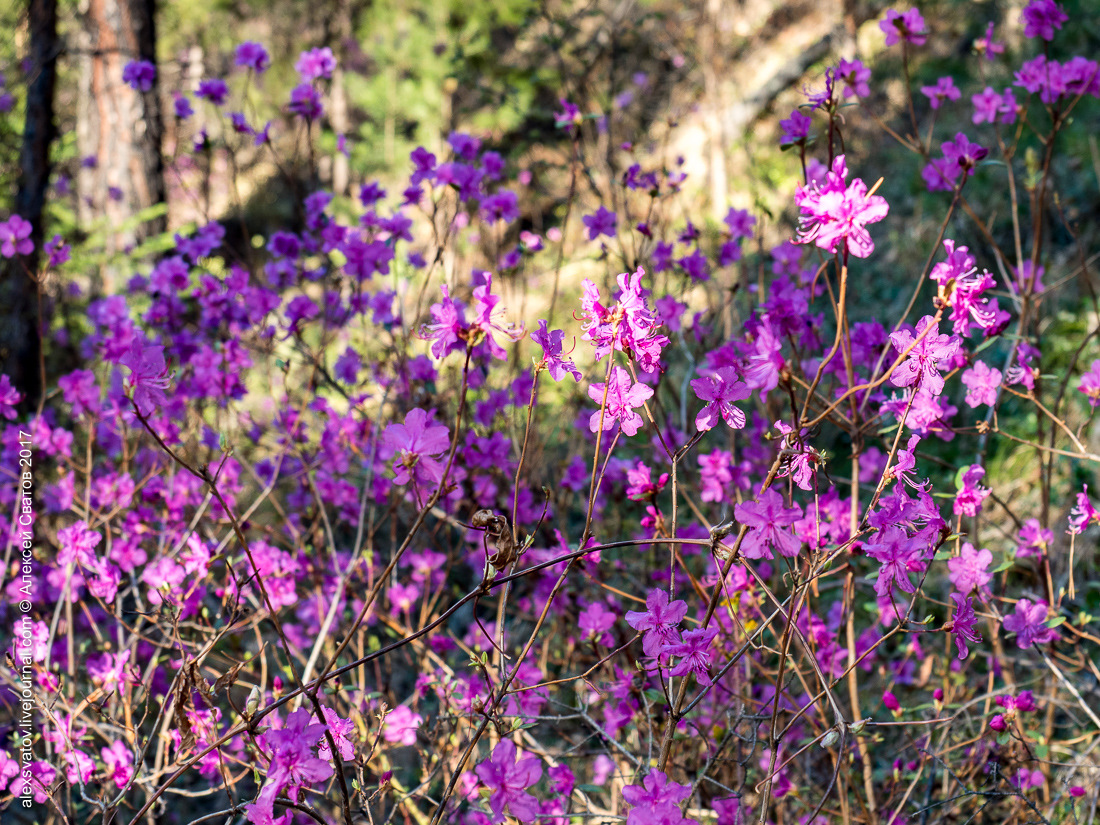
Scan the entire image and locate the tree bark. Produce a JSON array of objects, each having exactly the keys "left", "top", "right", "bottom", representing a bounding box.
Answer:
[
  {"left": 0, "top": 0, "right": 59, "bottom": 408},
  {"left": 76, "top": 0, "right": 166, "bottom": 283}
]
